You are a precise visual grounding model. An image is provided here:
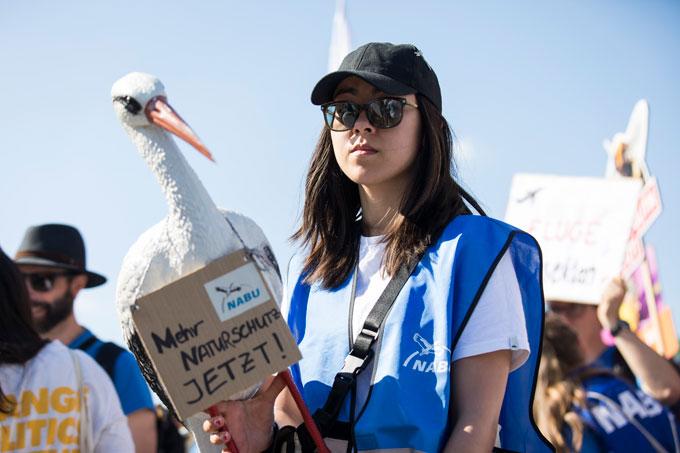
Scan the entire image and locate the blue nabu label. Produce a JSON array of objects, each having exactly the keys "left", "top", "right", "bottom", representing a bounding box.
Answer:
[{"left": 203, "top": 262, "right": 270, "bottom": 322}]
